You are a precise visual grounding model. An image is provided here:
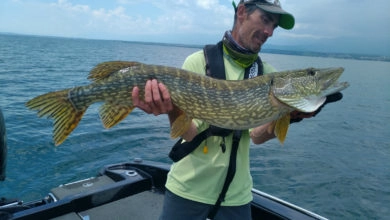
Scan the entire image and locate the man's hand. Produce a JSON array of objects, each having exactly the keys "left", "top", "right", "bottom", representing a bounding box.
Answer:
[
  {"left": 250, "top": 122, "right": 276, "bottom": 145},
  {"left": 132, "top": 79, "right": 198, "bottom": 140},
  {"left": 289, "top": 111, "right": 316, "bottom": 123},
  {"left": 132, "top": 79, "right": 173, "bottom": 115}
]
